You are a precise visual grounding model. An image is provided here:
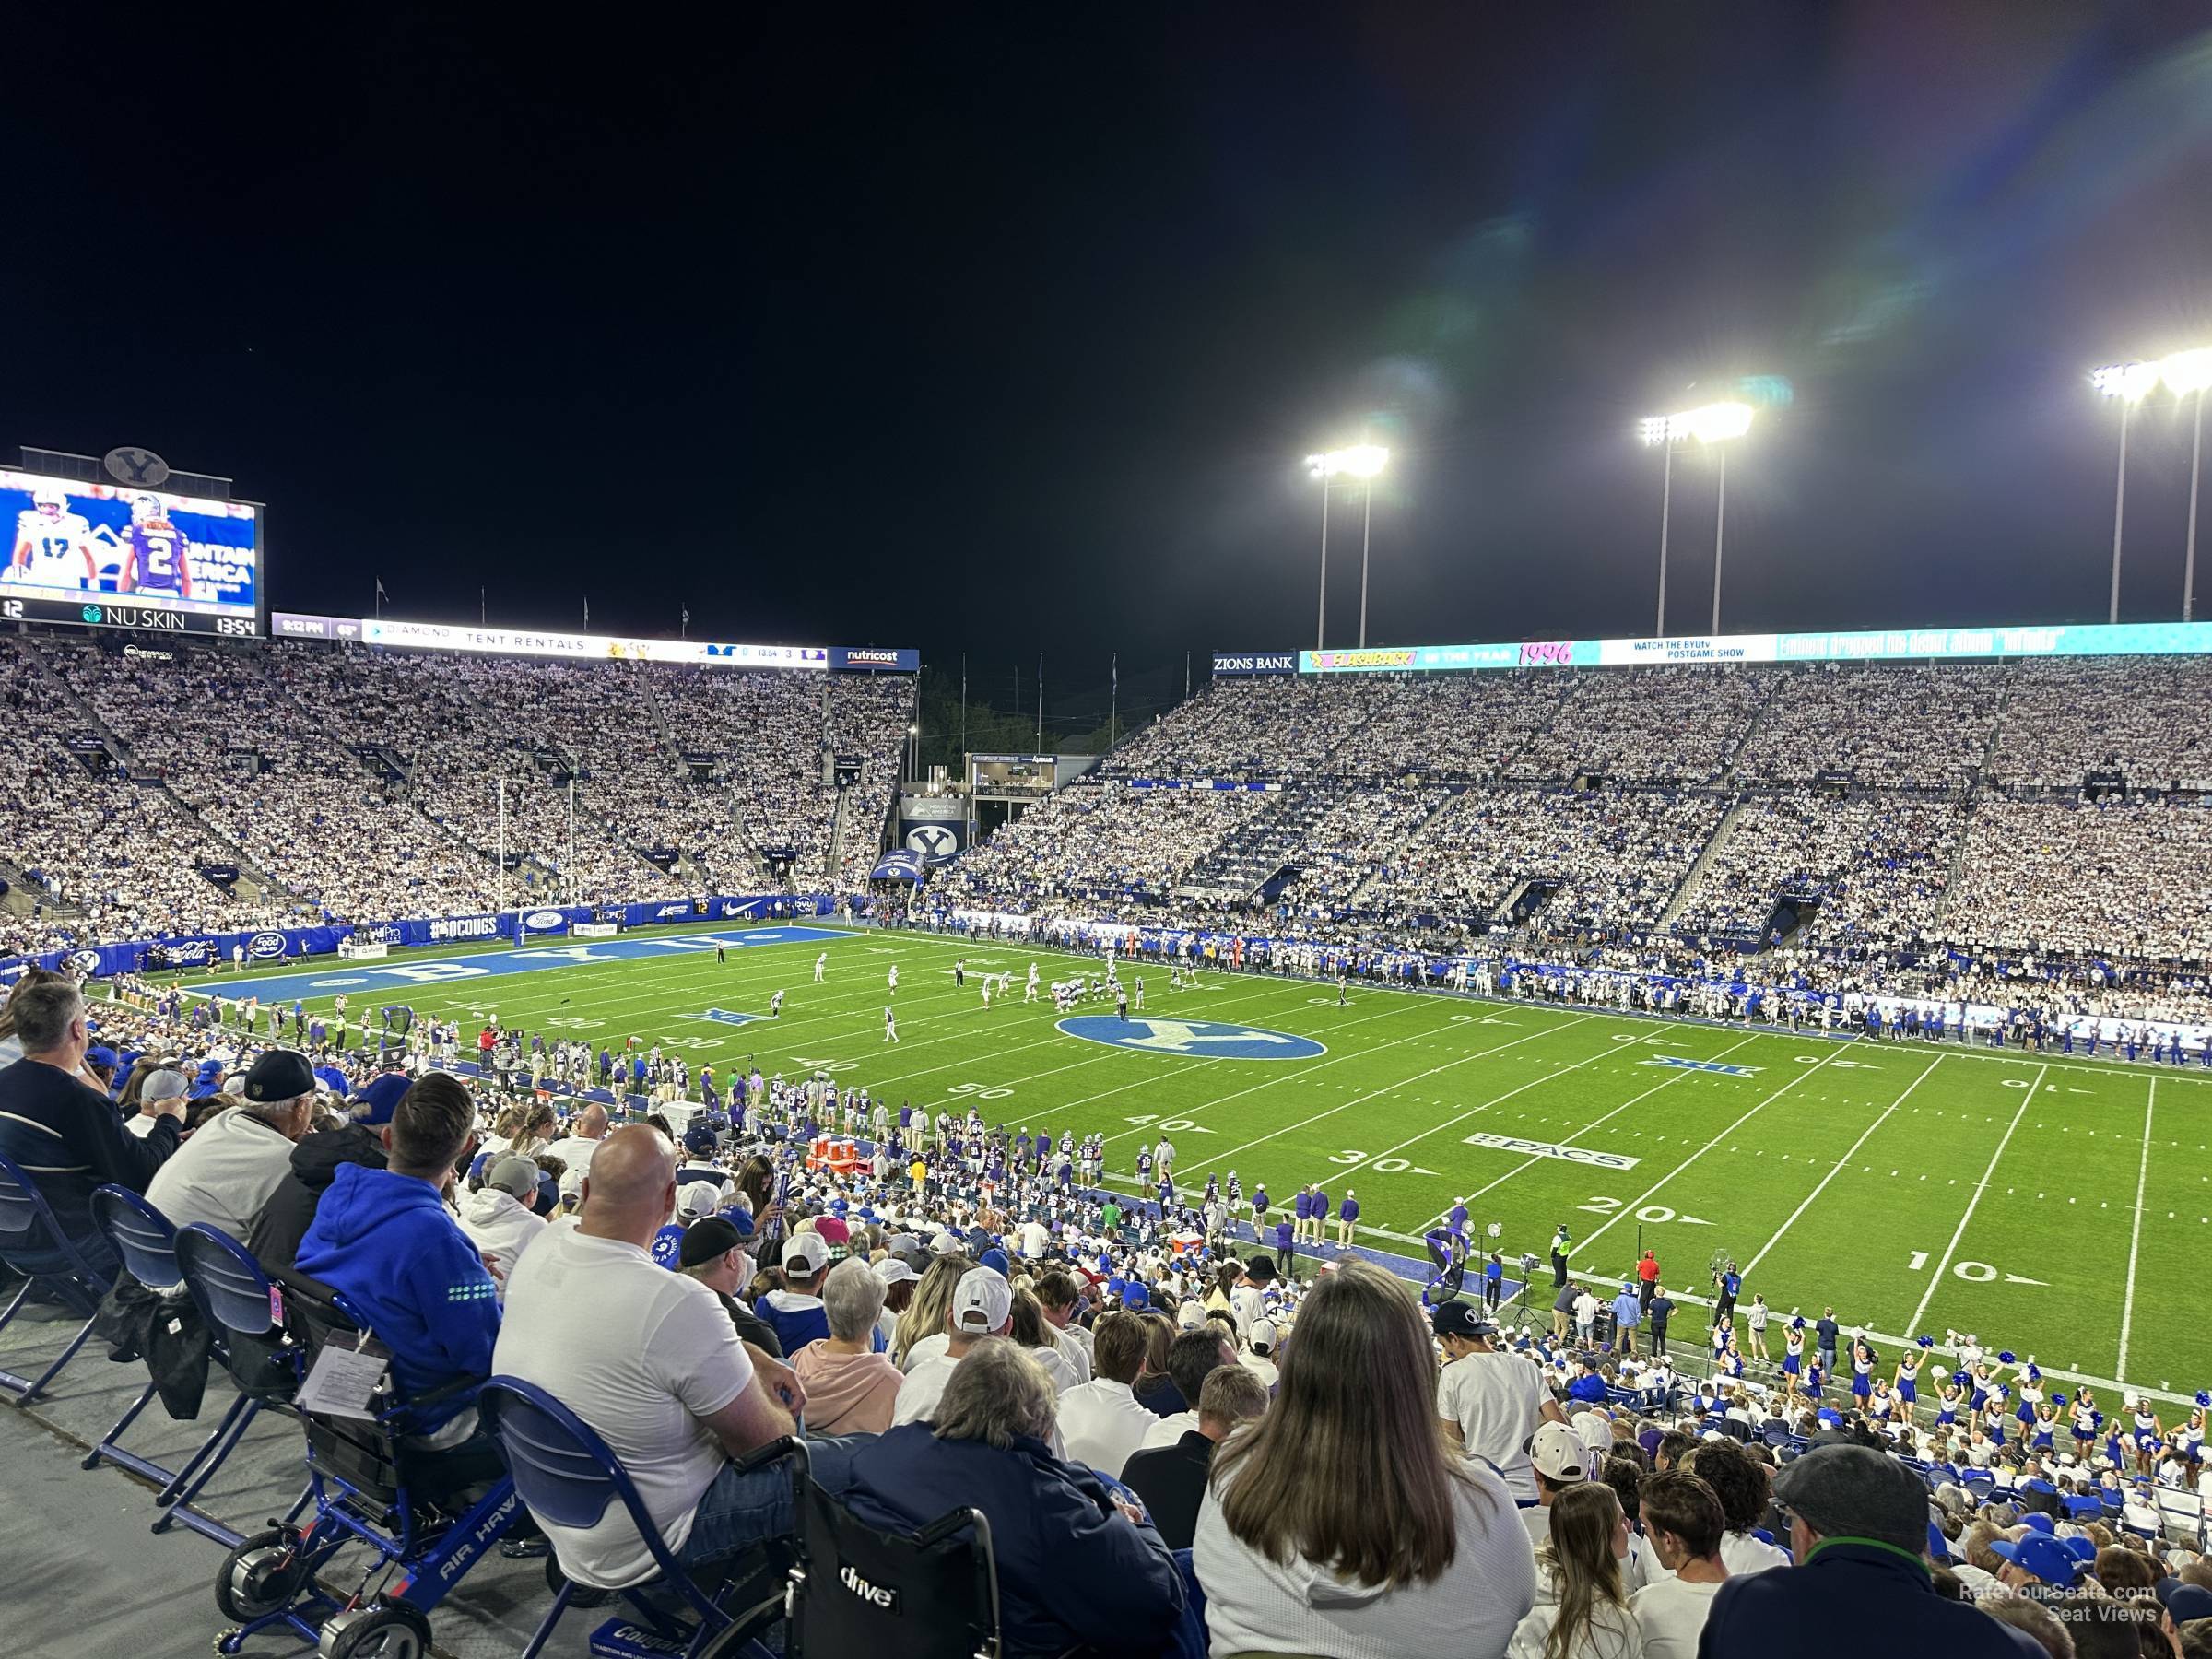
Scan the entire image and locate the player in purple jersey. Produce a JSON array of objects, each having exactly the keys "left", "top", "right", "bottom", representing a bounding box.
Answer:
[{"left": 117, "top": 496, "right": 194, "bottom": 598}]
